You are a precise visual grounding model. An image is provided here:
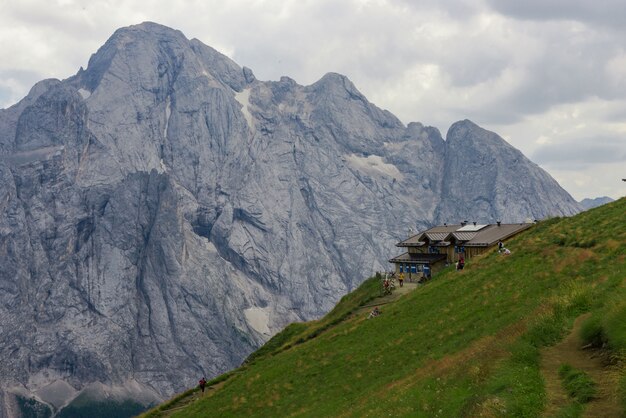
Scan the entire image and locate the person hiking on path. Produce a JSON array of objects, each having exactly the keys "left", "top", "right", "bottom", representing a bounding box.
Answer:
[
  {"left": 199, "top": 377, "right": 207, "bottom": 393},
  {"left": 383, "top": 277, "right": 390, "bottom": 294},
  {"left": 398, "top": 272, "right": 404, "bottom": 287}
]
